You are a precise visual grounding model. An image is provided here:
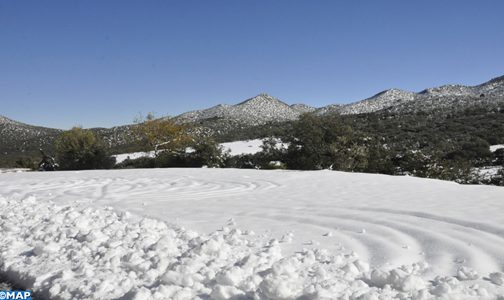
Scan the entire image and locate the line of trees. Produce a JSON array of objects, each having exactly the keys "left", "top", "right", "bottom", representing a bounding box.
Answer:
[
  {"left": 51, "top": 115, "right": 227, "bottom": 170},
  {"left": 41, "top": 107, "right": 504, "bottom": 185}
]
